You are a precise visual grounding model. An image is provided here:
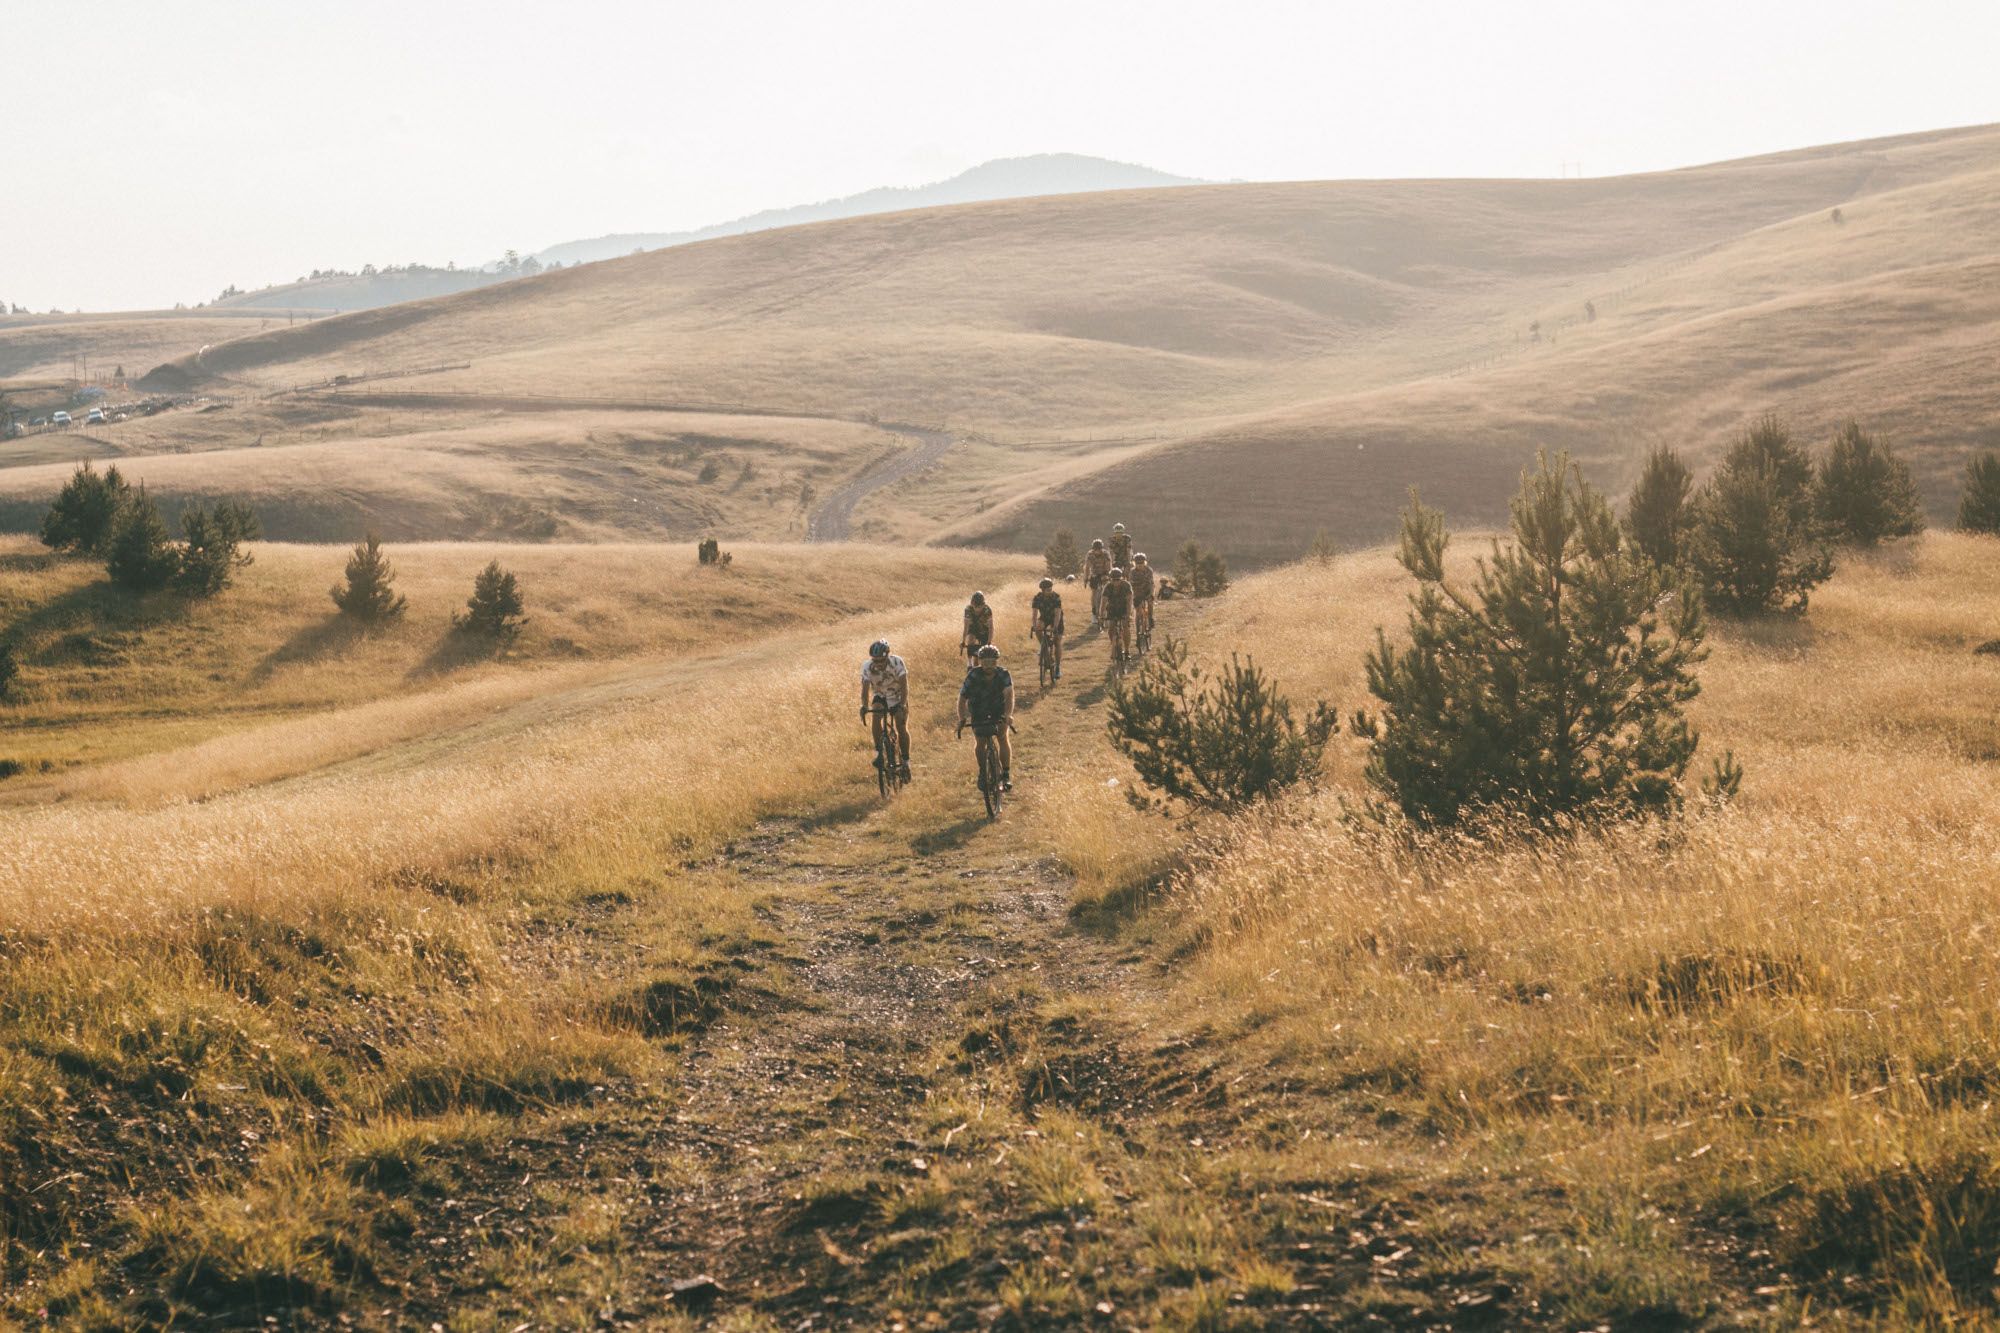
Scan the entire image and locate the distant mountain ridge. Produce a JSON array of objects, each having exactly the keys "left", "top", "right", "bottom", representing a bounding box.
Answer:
[{"left": 529, "top": 153, "right": 1209, "bottom": 268}]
